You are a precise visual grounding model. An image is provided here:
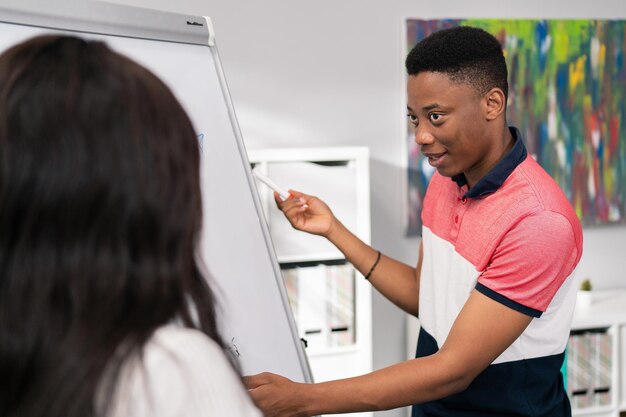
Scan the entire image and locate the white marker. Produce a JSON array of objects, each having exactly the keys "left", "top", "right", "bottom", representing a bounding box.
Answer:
[{"left": 252, "top": 169, "right": 291, "bottom": 201}]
